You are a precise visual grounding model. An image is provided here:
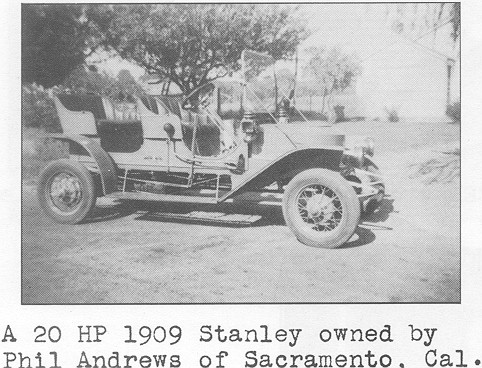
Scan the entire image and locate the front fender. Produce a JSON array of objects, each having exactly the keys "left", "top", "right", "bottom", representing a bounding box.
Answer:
[
  {"left": 41, "top": 134, "right": 117, "bottom": 195},
  {"left": 221, "top": 147, "right": 344, "bottom": 201}
]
